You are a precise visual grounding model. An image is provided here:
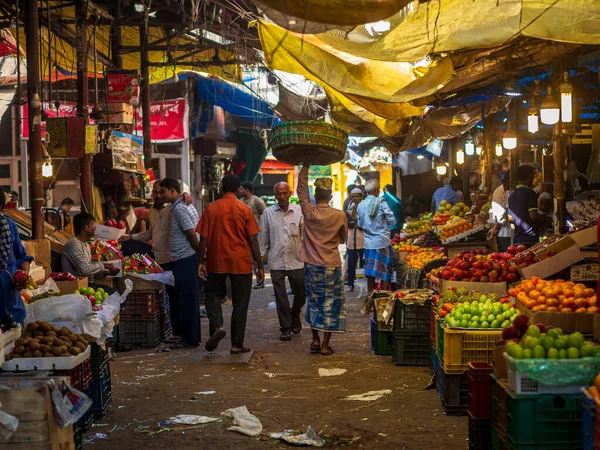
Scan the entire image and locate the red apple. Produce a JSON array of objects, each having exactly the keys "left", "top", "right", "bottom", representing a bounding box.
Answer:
[
  {"left": 507, "top": 245, "right": 517, "bottom": 255},
  {"left": 117, "top": 220, "right": 126, "bottom": 229}
]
